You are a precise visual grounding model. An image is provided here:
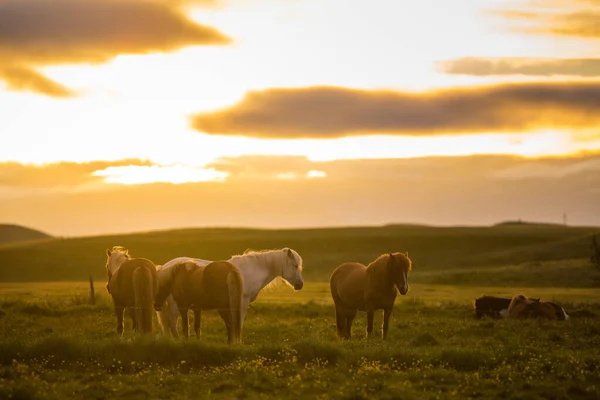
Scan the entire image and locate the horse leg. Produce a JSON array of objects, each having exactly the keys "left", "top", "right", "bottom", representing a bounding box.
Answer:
[
  {"left": 334, "top": 305, "right": 347, "bottom": 340},
  {"left": 240, "top": 296, "right": 251, "bottom": 330},
  {"left": 179, "top": 308, "right": 189, "bottom": 339},
  {"left": 193, "top": 310, "right": 202, "bottom": 338},
  {"left": 128, "top": 307, "right": 137, "bottom": 333},
  {"left": 382, "top": 308, "right": 393, "bottom": 340},
  {"left": 114, "top": 305, "right": 125, "bottom": 336},
  {"left": 218, "top": 309, "right": 233, "bottom": 344},
  {"left": 345, "top": 309, "right": 357, "bottom": 340},
  {"left": 366, "top": 308, "right": 375, "bottom": 338}
]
